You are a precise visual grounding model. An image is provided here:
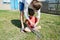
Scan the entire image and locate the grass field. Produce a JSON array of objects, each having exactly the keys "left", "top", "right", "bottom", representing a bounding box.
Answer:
[{"left": 0, "top": 10, "right": 60, "bottom": 40}]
